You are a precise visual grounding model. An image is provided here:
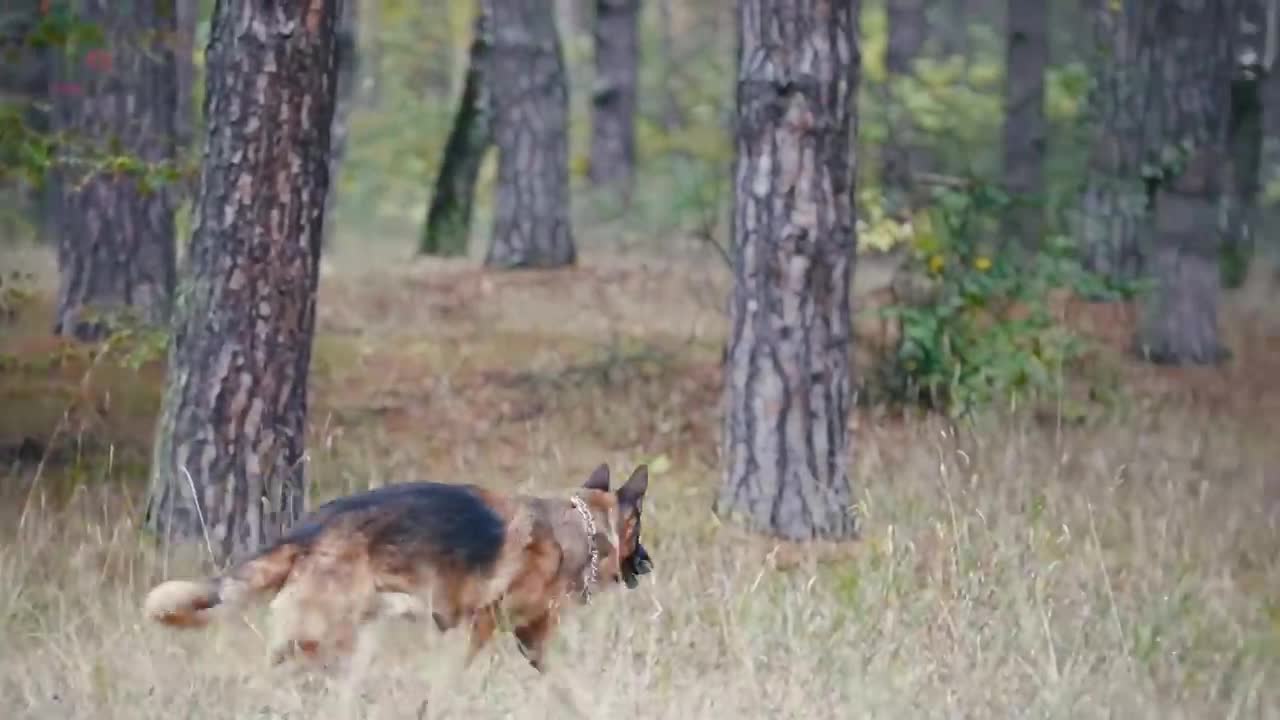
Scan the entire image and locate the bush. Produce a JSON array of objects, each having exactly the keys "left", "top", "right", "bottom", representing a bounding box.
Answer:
[{"left": 868, "top": 179, "right": 1135, "bottom": 417}]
